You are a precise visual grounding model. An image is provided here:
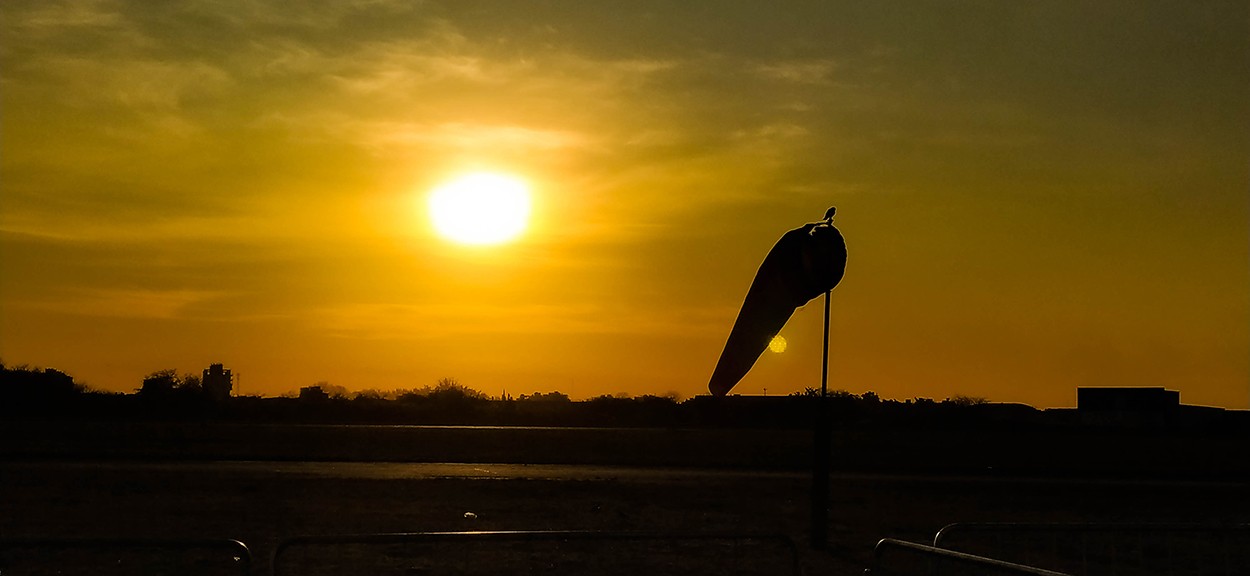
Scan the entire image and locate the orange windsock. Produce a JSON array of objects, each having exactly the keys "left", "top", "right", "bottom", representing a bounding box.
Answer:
[{"left": 708, "top": 219, "right": 847, "bottom": 396}]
